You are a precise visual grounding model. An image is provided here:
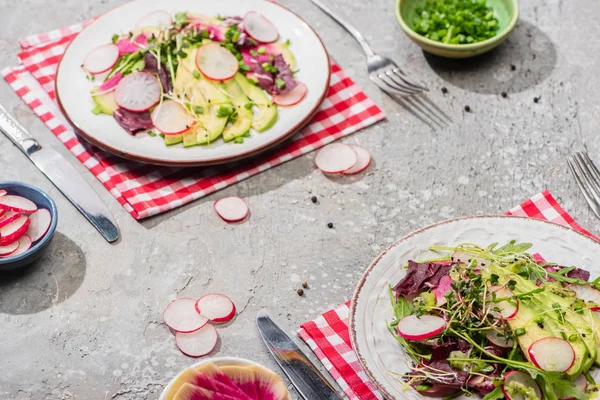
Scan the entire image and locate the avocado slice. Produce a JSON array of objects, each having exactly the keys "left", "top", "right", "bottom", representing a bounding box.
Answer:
[
  {"left": 91, "top": 89, "right": 118, "bottom": 115},
  {"left": 234, "top": 73, "right": 278, "bottom": 133},
  {"left": 164, "top": 134, "right": 183, "bottom": 146},
  {"left": 220, "top": 78, "right": 253, "bottom": 142}
]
